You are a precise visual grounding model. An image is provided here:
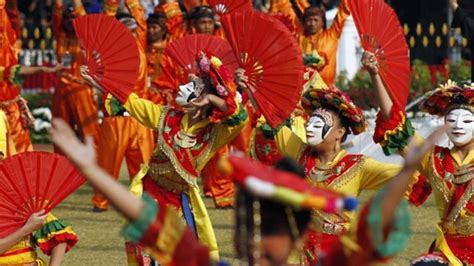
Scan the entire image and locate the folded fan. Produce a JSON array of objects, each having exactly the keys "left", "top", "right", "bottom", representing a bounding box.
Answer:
[
  {"left": 0, "top": 152, "right": 85, "bottom": 238},
  {"left": 222, "top": 11, "right": 305, "bottom": 128}
]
